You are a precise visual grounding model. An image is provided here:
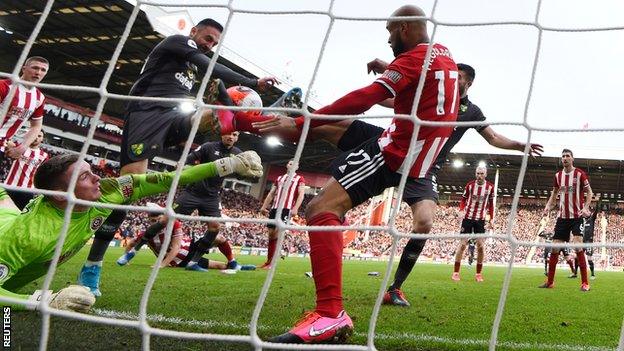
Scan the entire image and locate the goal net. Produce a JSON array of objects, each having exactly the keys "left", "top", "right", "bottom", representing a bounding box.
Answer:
[{"left": 1, "top": 1, "right": 624, "bottom": 350}]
